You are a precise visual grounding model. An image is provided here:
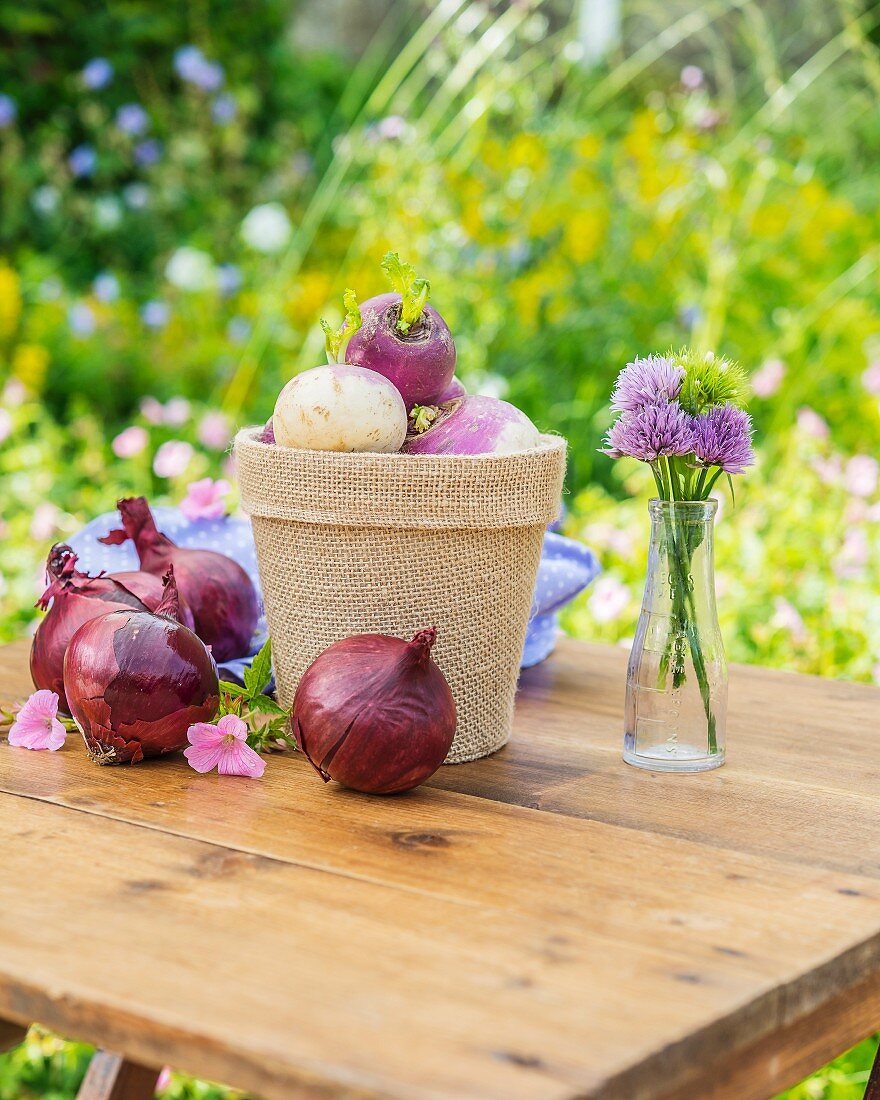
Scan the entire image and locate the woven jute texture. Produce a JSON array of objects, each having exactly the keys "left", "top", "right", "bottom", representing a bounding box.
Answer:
[{"left": 234, "top": 427, "right": 567, "bottom": 763}]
